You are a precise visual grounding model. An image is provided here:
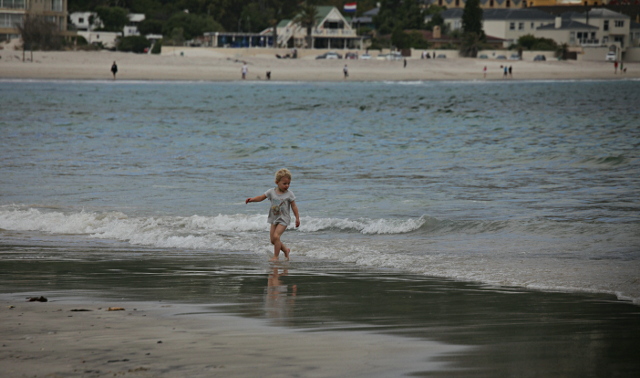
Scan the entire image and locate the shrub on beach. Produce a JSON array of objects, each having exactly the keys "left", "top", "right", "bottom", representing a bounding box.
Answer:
[
  {"left": 151, "top": 39, "right": 162, "bottom": 54},
  {"left": 117, "top": 35, "right": 151, "bottom": 53}
]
